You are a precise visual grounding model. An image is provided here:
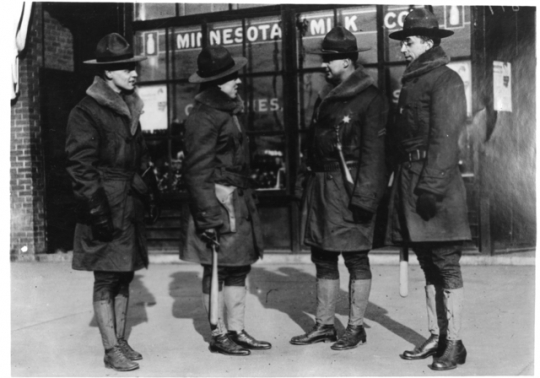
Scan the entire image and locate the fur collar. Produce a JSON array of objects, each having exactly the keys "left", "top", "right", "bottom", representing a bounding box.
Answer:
[
  {"left": 402, "top": 45, "right": 450, "bottom": 83},
  {"left": 319, "top": 66, "right": 375, "bottom": 101},
  {"left": 195, "top": 87, "right": 244, "bottom": 114},
  {"left": 86, "top": 76, "right": 144, "bottom": 135}
]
